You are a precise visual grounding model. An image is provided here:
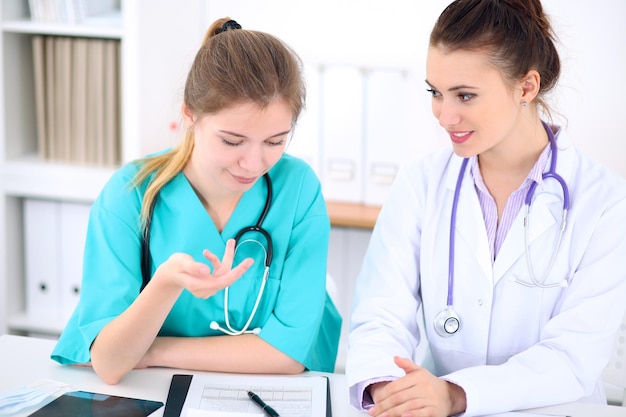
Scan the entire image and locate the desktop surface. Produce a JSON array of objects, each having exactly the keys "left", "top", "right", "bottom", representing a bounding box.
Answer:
[
  {"left": 0, "top": 335, "right": 359, "bottom": 417},
  {"left": 1, "top": 334, "right": 624, "bottom": 417}
]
